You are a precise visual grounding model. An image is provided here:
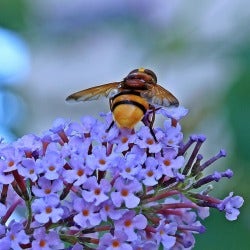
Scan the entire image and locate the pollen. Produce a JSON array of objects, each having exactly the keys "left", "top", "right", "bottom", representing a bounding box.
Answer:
[
  {"left": 168, "top": 139, "right": 174, "bottom": 144},
  {"left": 146, "top": 138, "right": 154, "bottom": 145},
  {"left": 104, "top": 204, "right": 110, "bottom": 212},
  {"left": 124, "top": 219, "right": 132, "bottom": 227},
  {"left": 112, "top": 240, "right": 120, "bottom": 247},
  {"left": 45, "top": 206, "right": 52, "bottom": 214},
  {"left": 121, "top": 189, "right": 129, "bottom": 197},
  {"left": 99, "top": 159, "right": 106, "bottom": 165},
  {"left": 147, "top": 170, "right": 154, "bottom": 177},
  {"left": 82, "top": 209, "right": 89, "bottom": 216},
  {"left": 39, "top": 239, "right": 47, "bottom": 247},
  {"left": 125, "top": 167, "right": 131, "bottom": 173},
  {"left": 121, "top": 136, "right": 128, "bottom": 144},
  {"left": 29, "top": 169, "right": 35, "bottom": 174},
  {"left": 44, "top": 188, "right": 51, "bottom": 194},
  {"left": 94, "top": 188, "right": 101, "bottom": 195},
  {"left": 10, "top": 233, "right": 15, "bottom": 240},
  {"left": 25, "top": 151, "right": 33, "bottom": 158},
  {"left": 8, "top": 160, "right": 15, "bottom": 167},
  {"left": 164, "top": 159, "right": 171, "bottom": 166},
  {"left": 77, "top": 169, "right": 84, "bottom": 176},
  {"left": 48, "top": 165, "right": 55, "bottom": 171}
]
